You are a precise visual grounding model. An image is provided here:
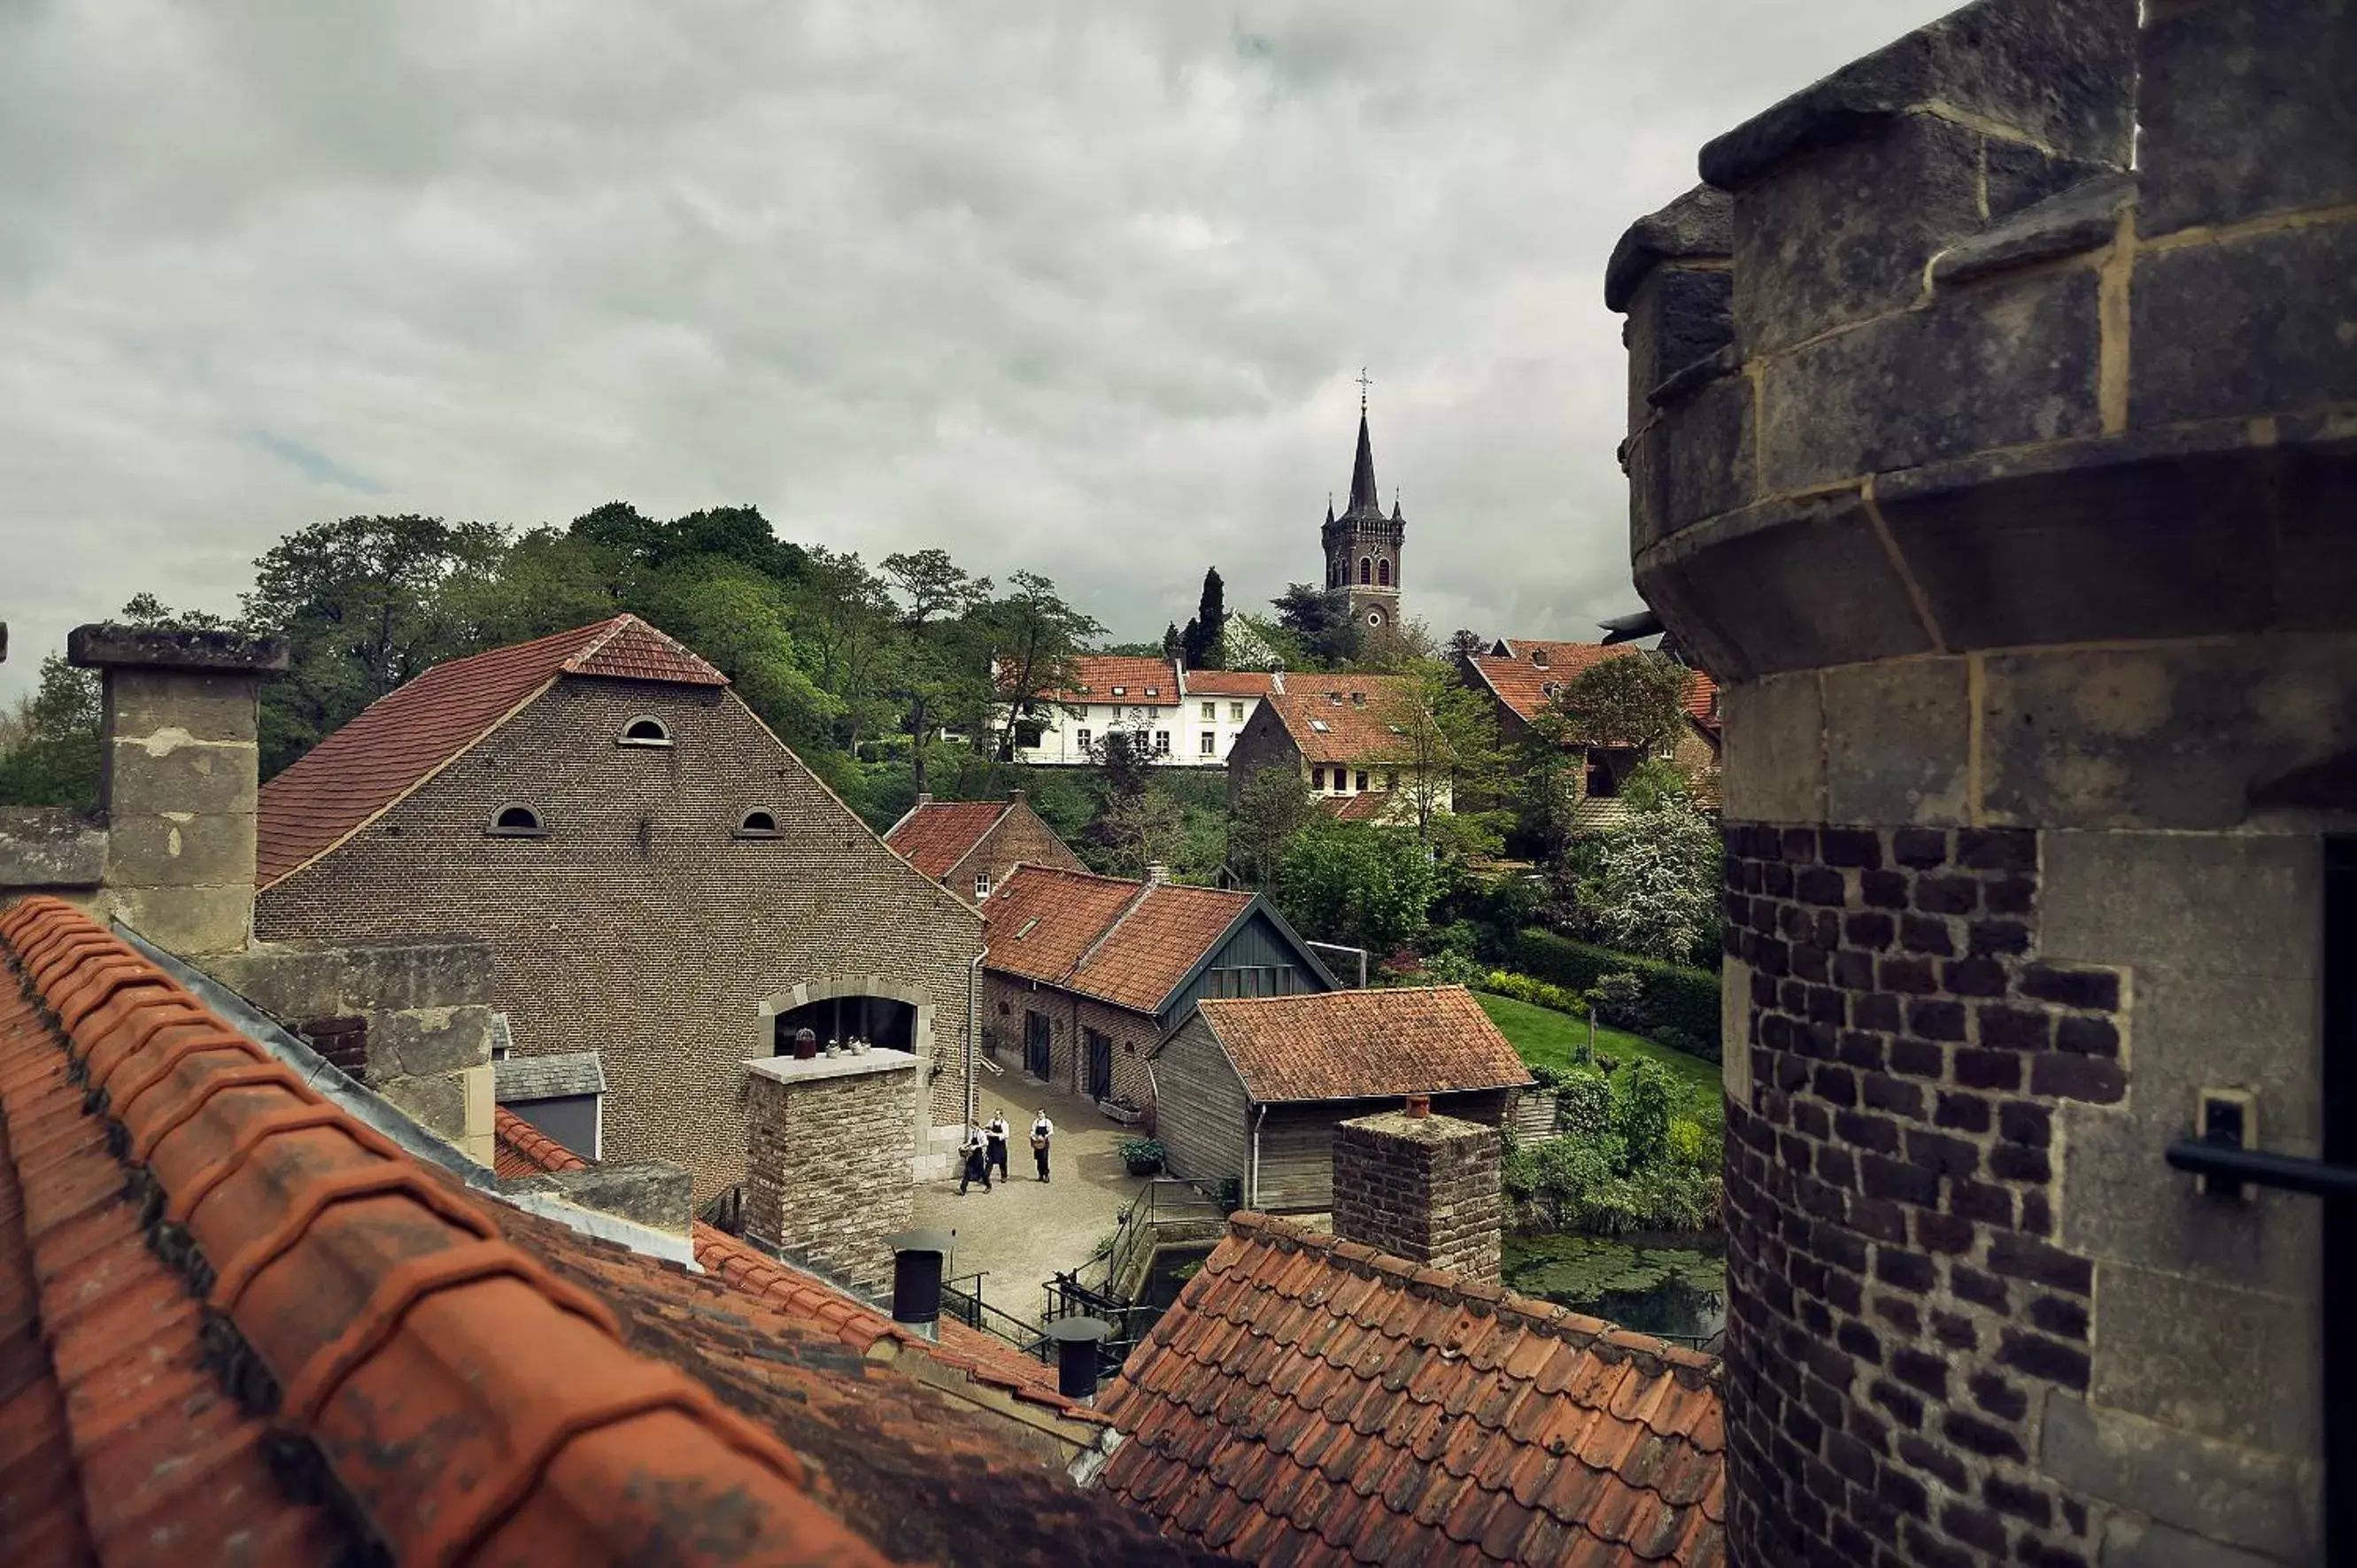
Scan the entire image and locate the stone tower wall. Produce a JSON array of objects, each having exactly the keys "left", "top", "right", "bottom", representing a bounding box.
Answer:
[{"left": 1611, "top": 2, "right": 2352, "bottom": 1564}]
